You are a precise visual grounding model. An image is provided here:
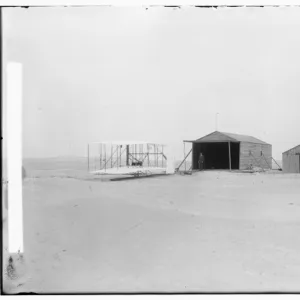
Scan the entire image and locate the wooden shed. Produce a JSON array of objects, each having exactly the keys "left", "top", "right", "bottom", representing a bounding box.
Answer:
[
  {"left": 184, "top": 131, "right": 272, "bottom": 171},
  {"left": 282, "top": 145, "right": 300, "bottom": 173}
]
